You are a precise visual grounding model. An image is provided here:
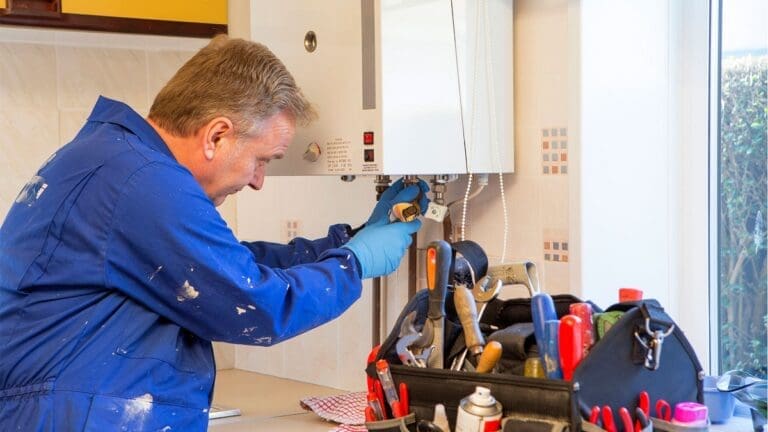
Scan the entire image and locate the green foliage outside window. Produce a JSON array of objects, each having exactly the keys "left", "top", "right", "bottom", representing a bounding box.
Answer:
[{"left": 718, "top": 55, "right": 767, "bottom": 377}]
